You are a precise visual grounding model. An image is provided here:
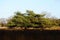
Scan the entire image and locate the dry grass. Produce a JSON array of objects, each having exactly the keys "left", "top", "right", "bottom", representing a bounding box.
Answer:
[
  {"left": 0, "top": 26, "right": 60, "bottom": 30},
  {"left": 45, "top": 26, "right": 60, "bottom": 30}
]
